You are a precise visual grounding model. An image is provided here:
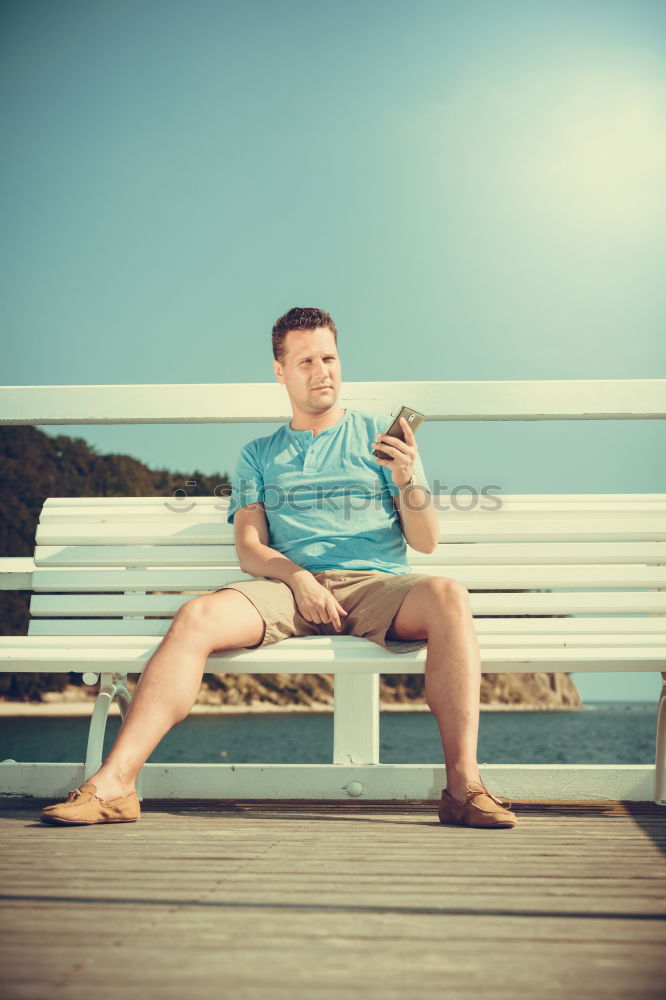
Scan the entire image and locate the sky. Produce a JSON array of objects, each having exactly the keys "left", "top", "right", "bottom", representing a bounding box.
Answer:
[{"left": 1, "top": 0, "right": 665, "bottom": 701}]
